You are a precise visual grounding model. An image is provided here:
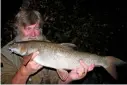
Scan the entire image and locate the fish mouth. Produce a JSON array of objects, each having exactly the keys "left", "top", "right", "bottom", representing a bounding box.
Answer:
[
  {"left": 8, "top": 48, "right": 16, "bottom": 54},
  {"left": 8, "top": 47, "right": 13, "bottom": 52}
]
